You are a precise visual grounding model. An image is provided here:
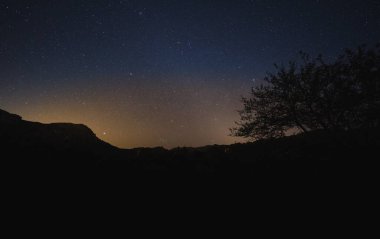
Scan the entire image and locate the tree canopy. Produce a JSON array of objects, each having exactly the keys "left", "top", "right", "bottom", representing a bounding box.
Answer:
[{"left": 231, "top": 44, "right": 380, "bottom": 140}]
